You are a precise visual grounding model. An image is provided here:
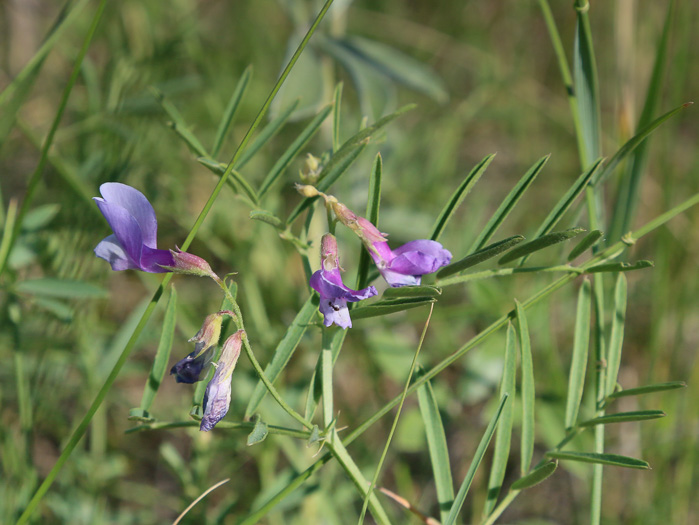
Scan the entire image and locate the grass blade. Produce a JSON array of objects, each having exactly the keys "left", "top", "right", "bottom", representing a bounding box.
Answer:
[
  {"left": 498, "top": 228, "right": 585, "bottom": 265},
  {"left": 417, "top": 372, "right": 454, "bottom": 523},
  {"left": 304, "top": 328, "right": 347, "bottom": 422},
  {"left": 350, "top": 297, "right": 436, "bottom": 320},
  {"left": 608, "top": 381, "right": 687, "bottom": 400},
  {"left": 245, "top": 295, "right": 319, "bottom": 419},
  {"left": 564, "top": 279, "right": 591, "bottom": 429},
  {"left": 578, "top": 410, "right": 666, "bottom": 427},
  {"left": 605, "top": 274, "right": 627, "bottom": 396},
  {"left": 586, "top": 260, "right": 653, "bottom": 274},
  {"left": 483, "top": 323, "right": 517, "bottom": 516},
  {"left": 430, "top": 153, "right": 496, "bottom": 242},
  {"left": 438, "top": 235, "right": 525, "bottom": 278},
  {"left": 545, "top": 451, "right": 650, "bottom": 470},
  {"left": 567, "top": 229, "right": 603, "bottom": 261},
  {"left": 212, "top": 65, "right": 252, "bottom": 158},
  {"left": 258, "top": 104, "right": 333, "bottom": 198},
  {"left": 470, "top": 155, "right": 548, "bottom": 252},
  {"left": 355, "top": 153, "right": 383, "bottom": 289},
  {"left": 516, "top": 300, "right": 535, "bottom": 475},
  {"left": 444, "top": 394, "right": 509, "bottom": 525}
]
